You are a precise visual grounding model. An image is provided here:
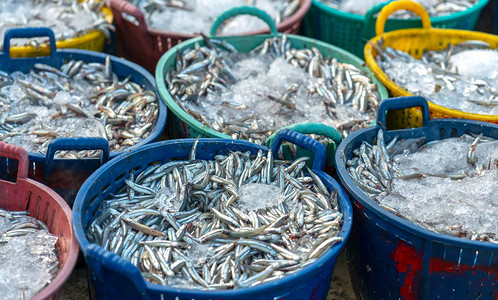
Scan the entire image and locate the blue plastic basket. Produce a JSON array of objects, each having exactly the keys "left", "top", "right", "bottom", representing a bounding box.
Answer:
[
  {"left": 73, "top": 130, "right": 352, "bottom": 300},
  {"left": 335, "top": 96, "right": 498, "bottom": 300},
  {"left": 0, "top": 28, "right": 167, "bottom": 205}
]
